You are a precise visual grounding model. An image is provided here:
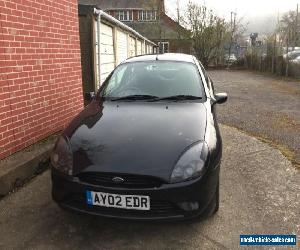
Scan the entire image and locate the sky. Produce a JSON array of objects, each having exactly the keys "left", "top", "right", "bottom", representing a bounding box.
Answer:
[
  {"left": 165, "top": 0, "right": 300, "bottom": 34},
  {"left": 165, "top": 0, "right": 299, "bottom": 19}
]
